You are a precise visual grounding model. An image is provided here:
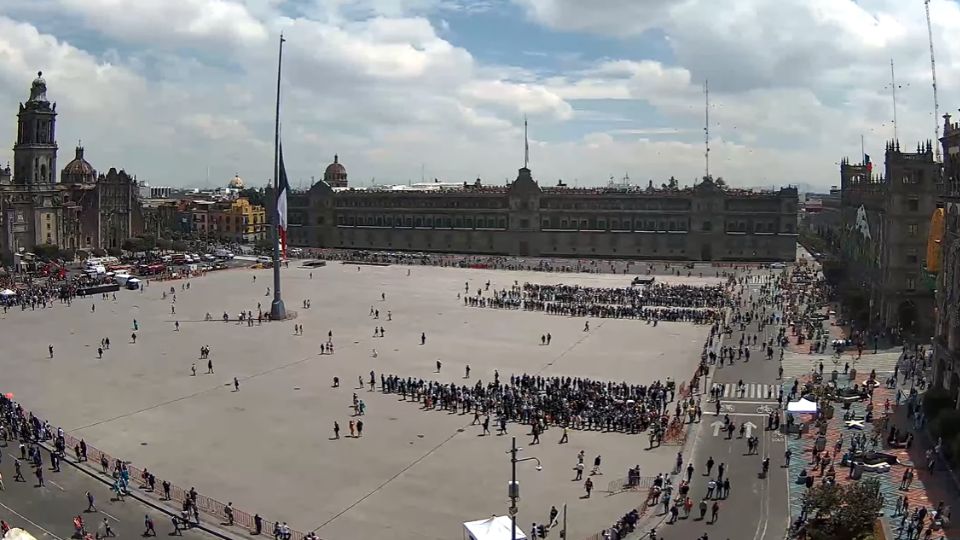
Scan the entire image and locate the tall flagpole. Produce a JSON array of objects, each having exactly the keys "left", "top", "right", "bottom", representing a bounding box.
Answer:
[{"left": 271, "top": 33, "right": 287, "bottom": 320}]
